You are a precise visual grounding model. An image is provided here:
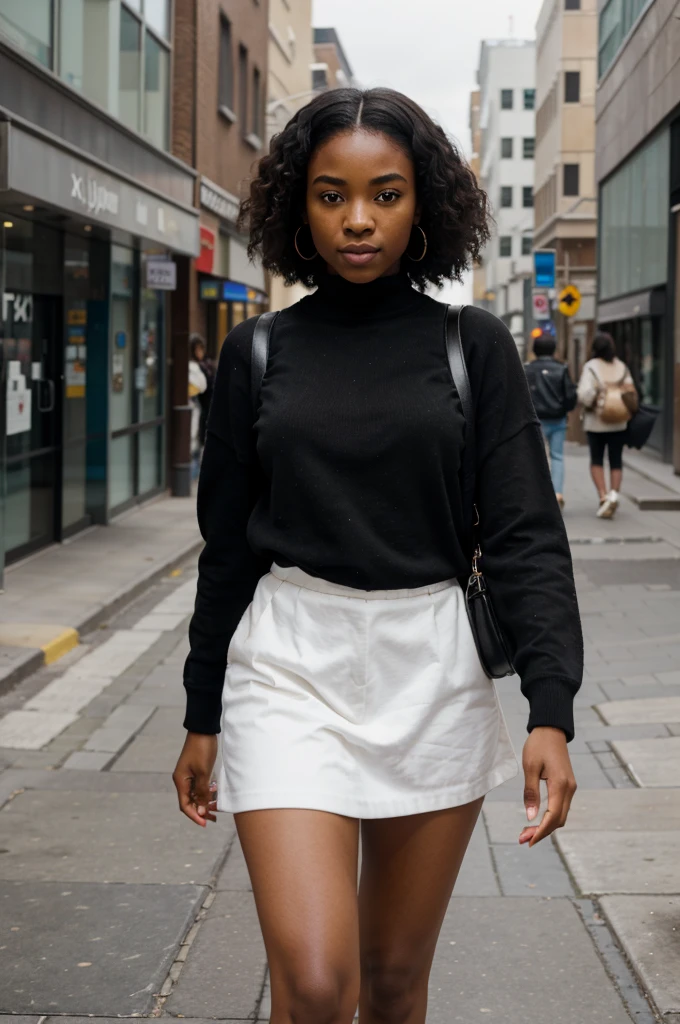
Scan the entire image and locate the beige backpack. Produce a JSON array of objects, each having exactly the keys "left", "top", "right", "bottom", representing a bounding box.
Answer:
[{"left": 589, "top": 366, "right": 638, "bottom": 425}]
